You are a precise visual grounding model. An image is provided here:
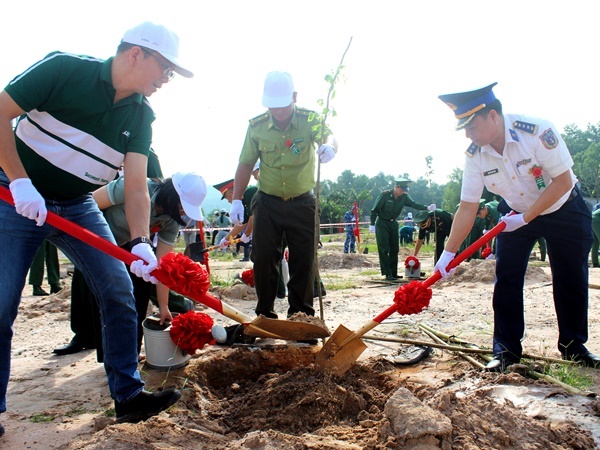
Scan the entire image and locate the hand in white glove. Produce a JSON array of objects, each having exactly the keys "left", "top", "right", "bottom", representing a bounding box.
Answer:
[
  {"left": 427, "top": 203, "right": 436, "bottom": 211},
  {"left": 130, "top": 242, "right": 158, "bottom": 284},
  {"left": 219, "top": 237, "right": 229, "bottom": 249},
  {"left": 229, "top": 199, "right": 244, "bottom": 225},
  {"left": 433, "top": 250, "right": 456, "bottom": 279},
  {"left": 369, "top": 225, "right": 376, "bottom": 233},
  {"left": 501, "top": 213, "right": 527, "bottom": 232},
  {"left": 240, "top": 233, "right": 251, "bottom": 244},
  {"left": 316, "top": 144, "right": 336, "bottom": 164},
  {"left": 9, "top": 178, "right": 47, "bottom": 226},
  {"left": 482, "top": 229, "right": 489, "bottom": 235}
]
